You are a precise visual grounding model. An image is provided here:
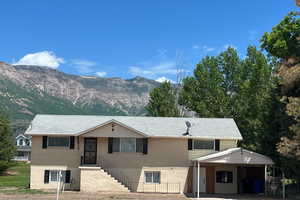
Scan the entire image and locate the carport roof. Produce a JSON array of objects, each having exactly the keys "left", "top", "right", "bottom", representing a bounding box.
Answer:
[{"left": 193, "top": 147, "right": 274, "bottom": 165}]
